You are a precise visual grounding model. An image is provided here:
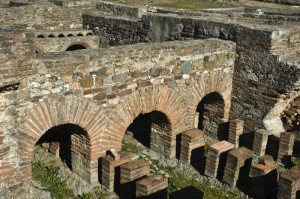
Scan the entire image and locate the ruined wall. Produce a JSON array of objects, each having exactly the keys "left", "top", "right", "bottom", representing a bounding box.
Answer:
[
  {"left": 0, "top": 39, "right": 235, "bottom": 197},
  {"left": 0, "top": 4, "right": 82, "bottom": 29},
  {"left": 0, "top": 33, "right": 36, "bottom": 87},
  {"left": 129, "top": 13, "right": 300, "bottom": 136},
  {"left": 83, "top": 12, "right": 150, "bottom": 46}
]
